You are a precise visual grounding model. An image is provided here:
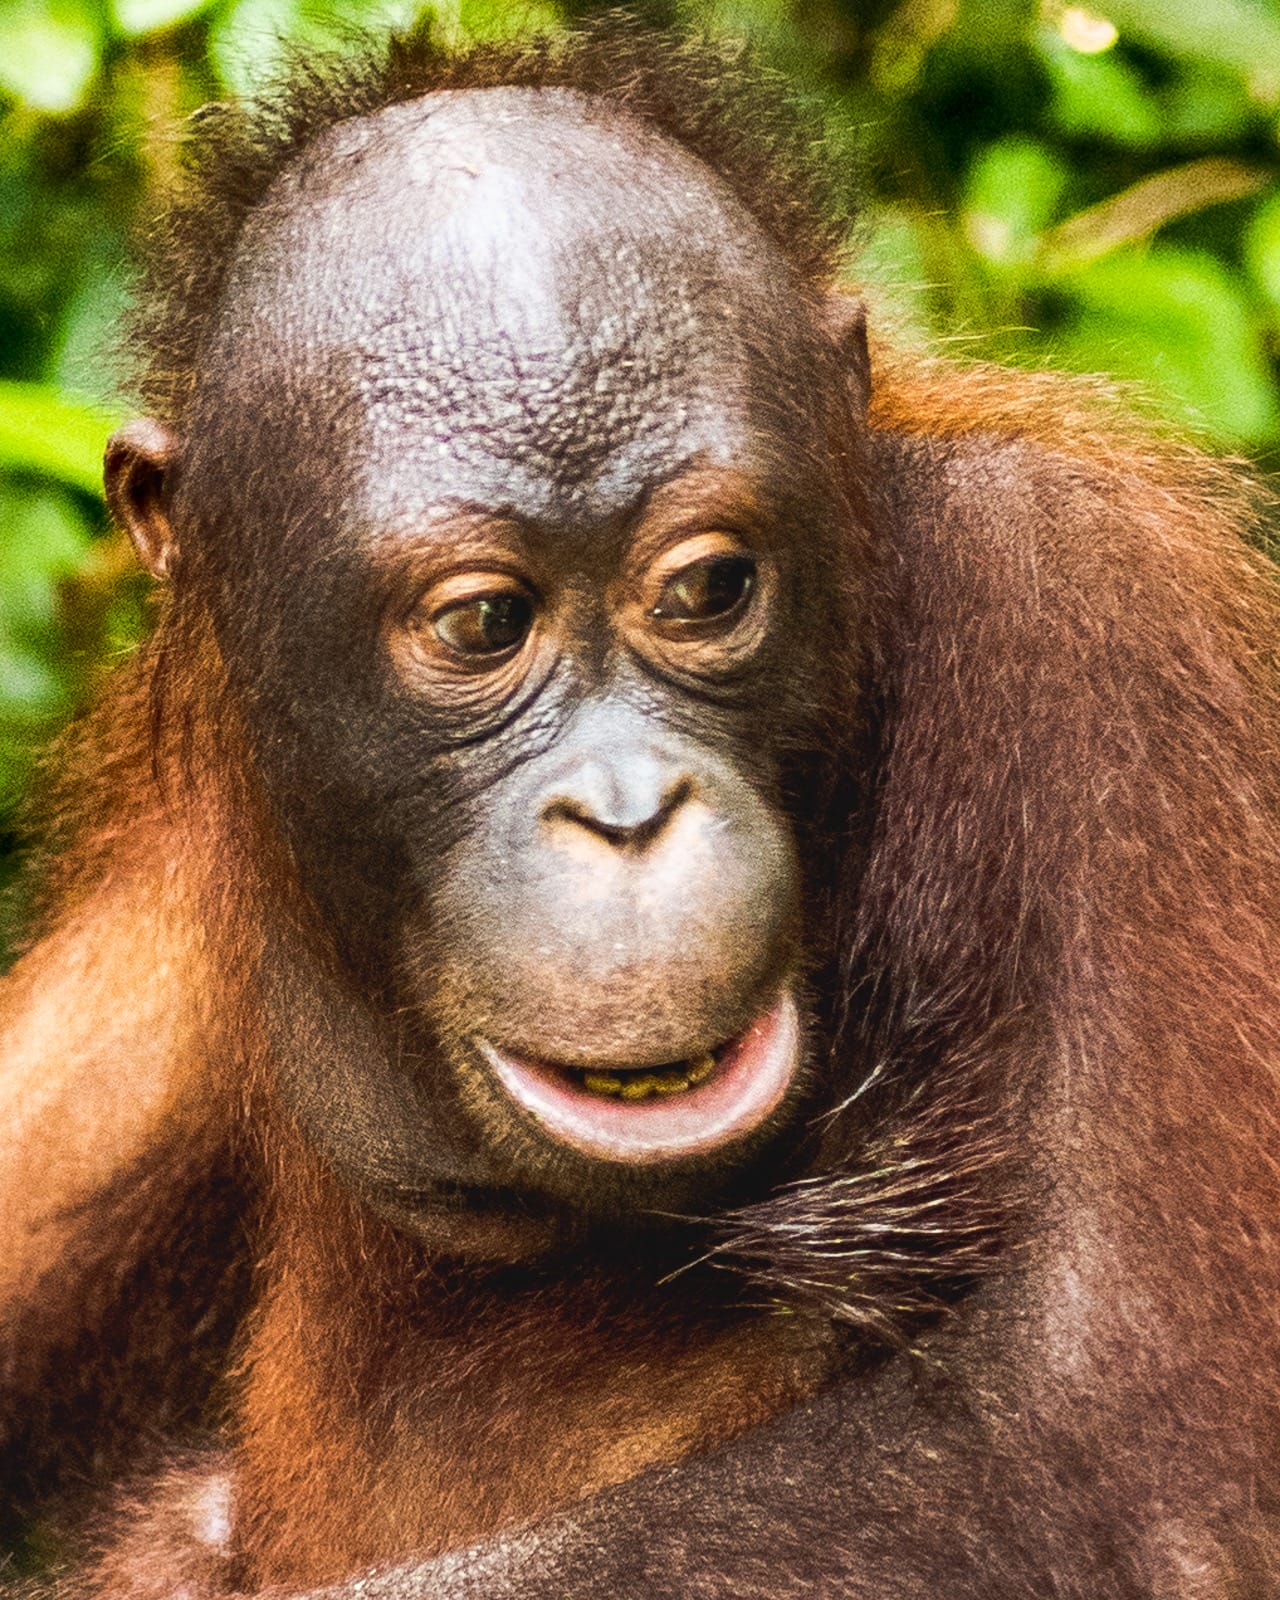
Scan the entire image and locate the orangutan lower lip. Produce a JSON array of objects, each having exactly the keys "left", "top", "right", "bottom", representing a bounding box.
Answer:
[{"left": 476, "top": 991, "right": 801, "bottom": 1164}]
